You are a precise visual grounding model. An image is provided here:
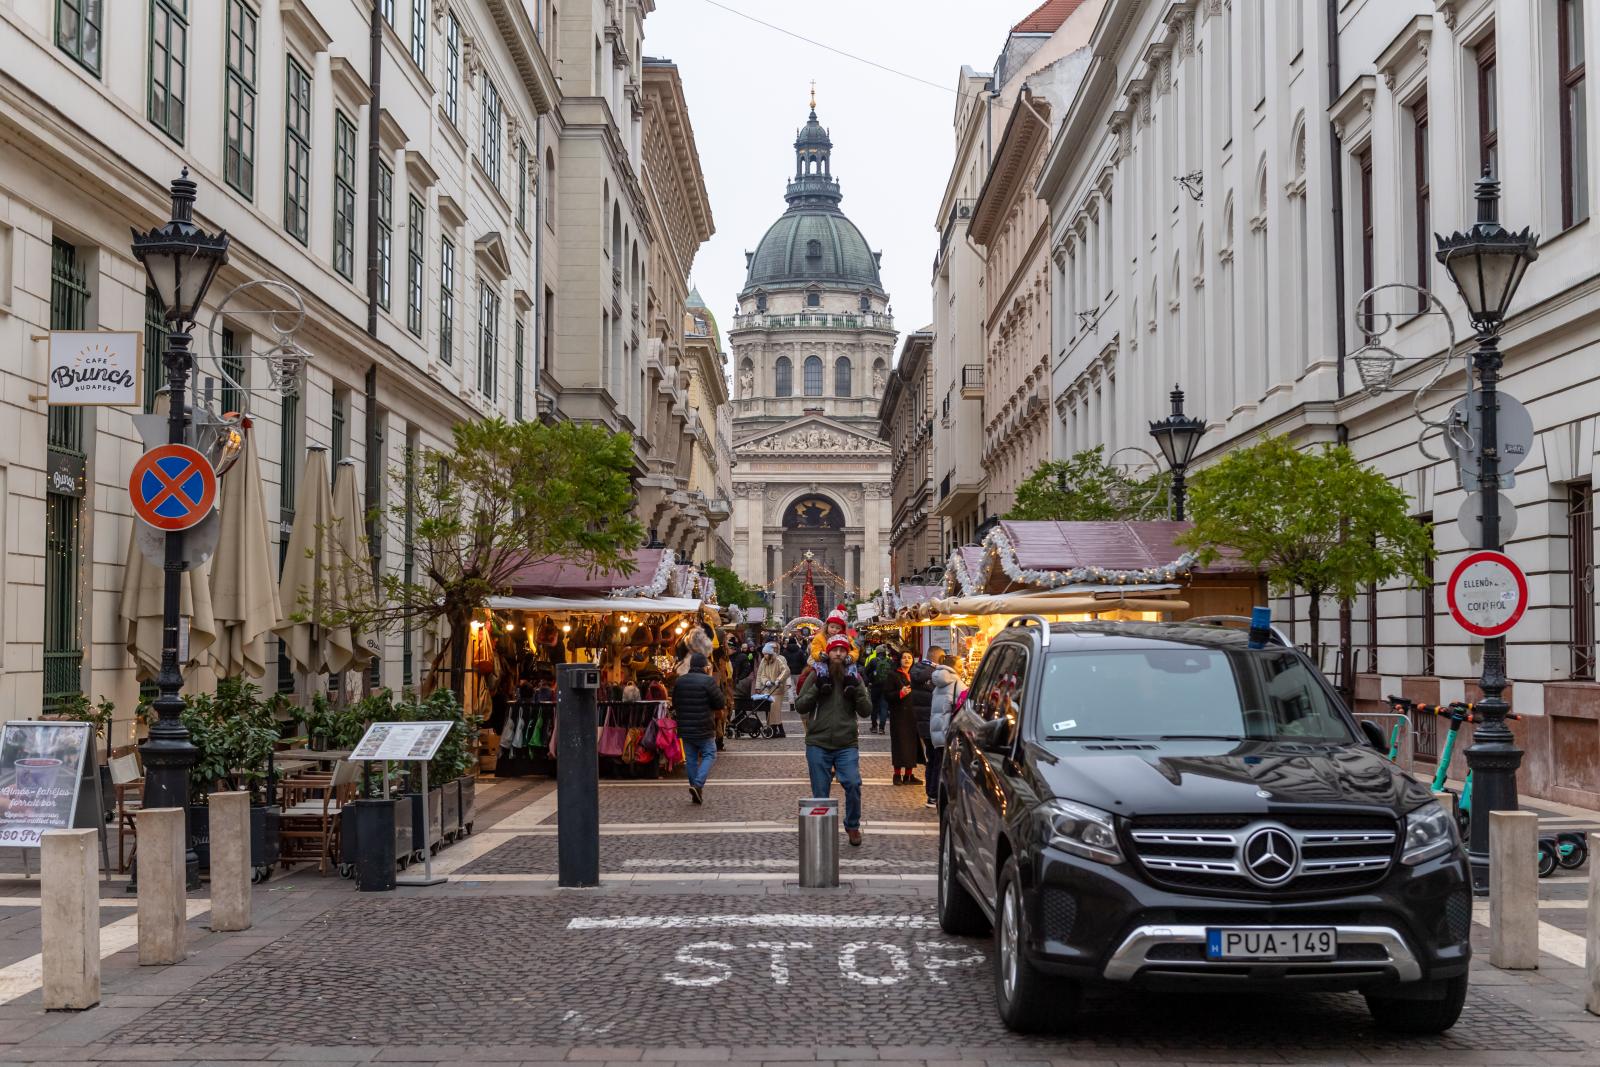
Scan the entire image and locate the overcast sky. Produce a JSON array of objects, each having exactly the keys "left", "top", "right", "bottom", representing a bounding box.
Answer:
[{"left": 647, "top": 0, "right": 1050, "bottom": 354}]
